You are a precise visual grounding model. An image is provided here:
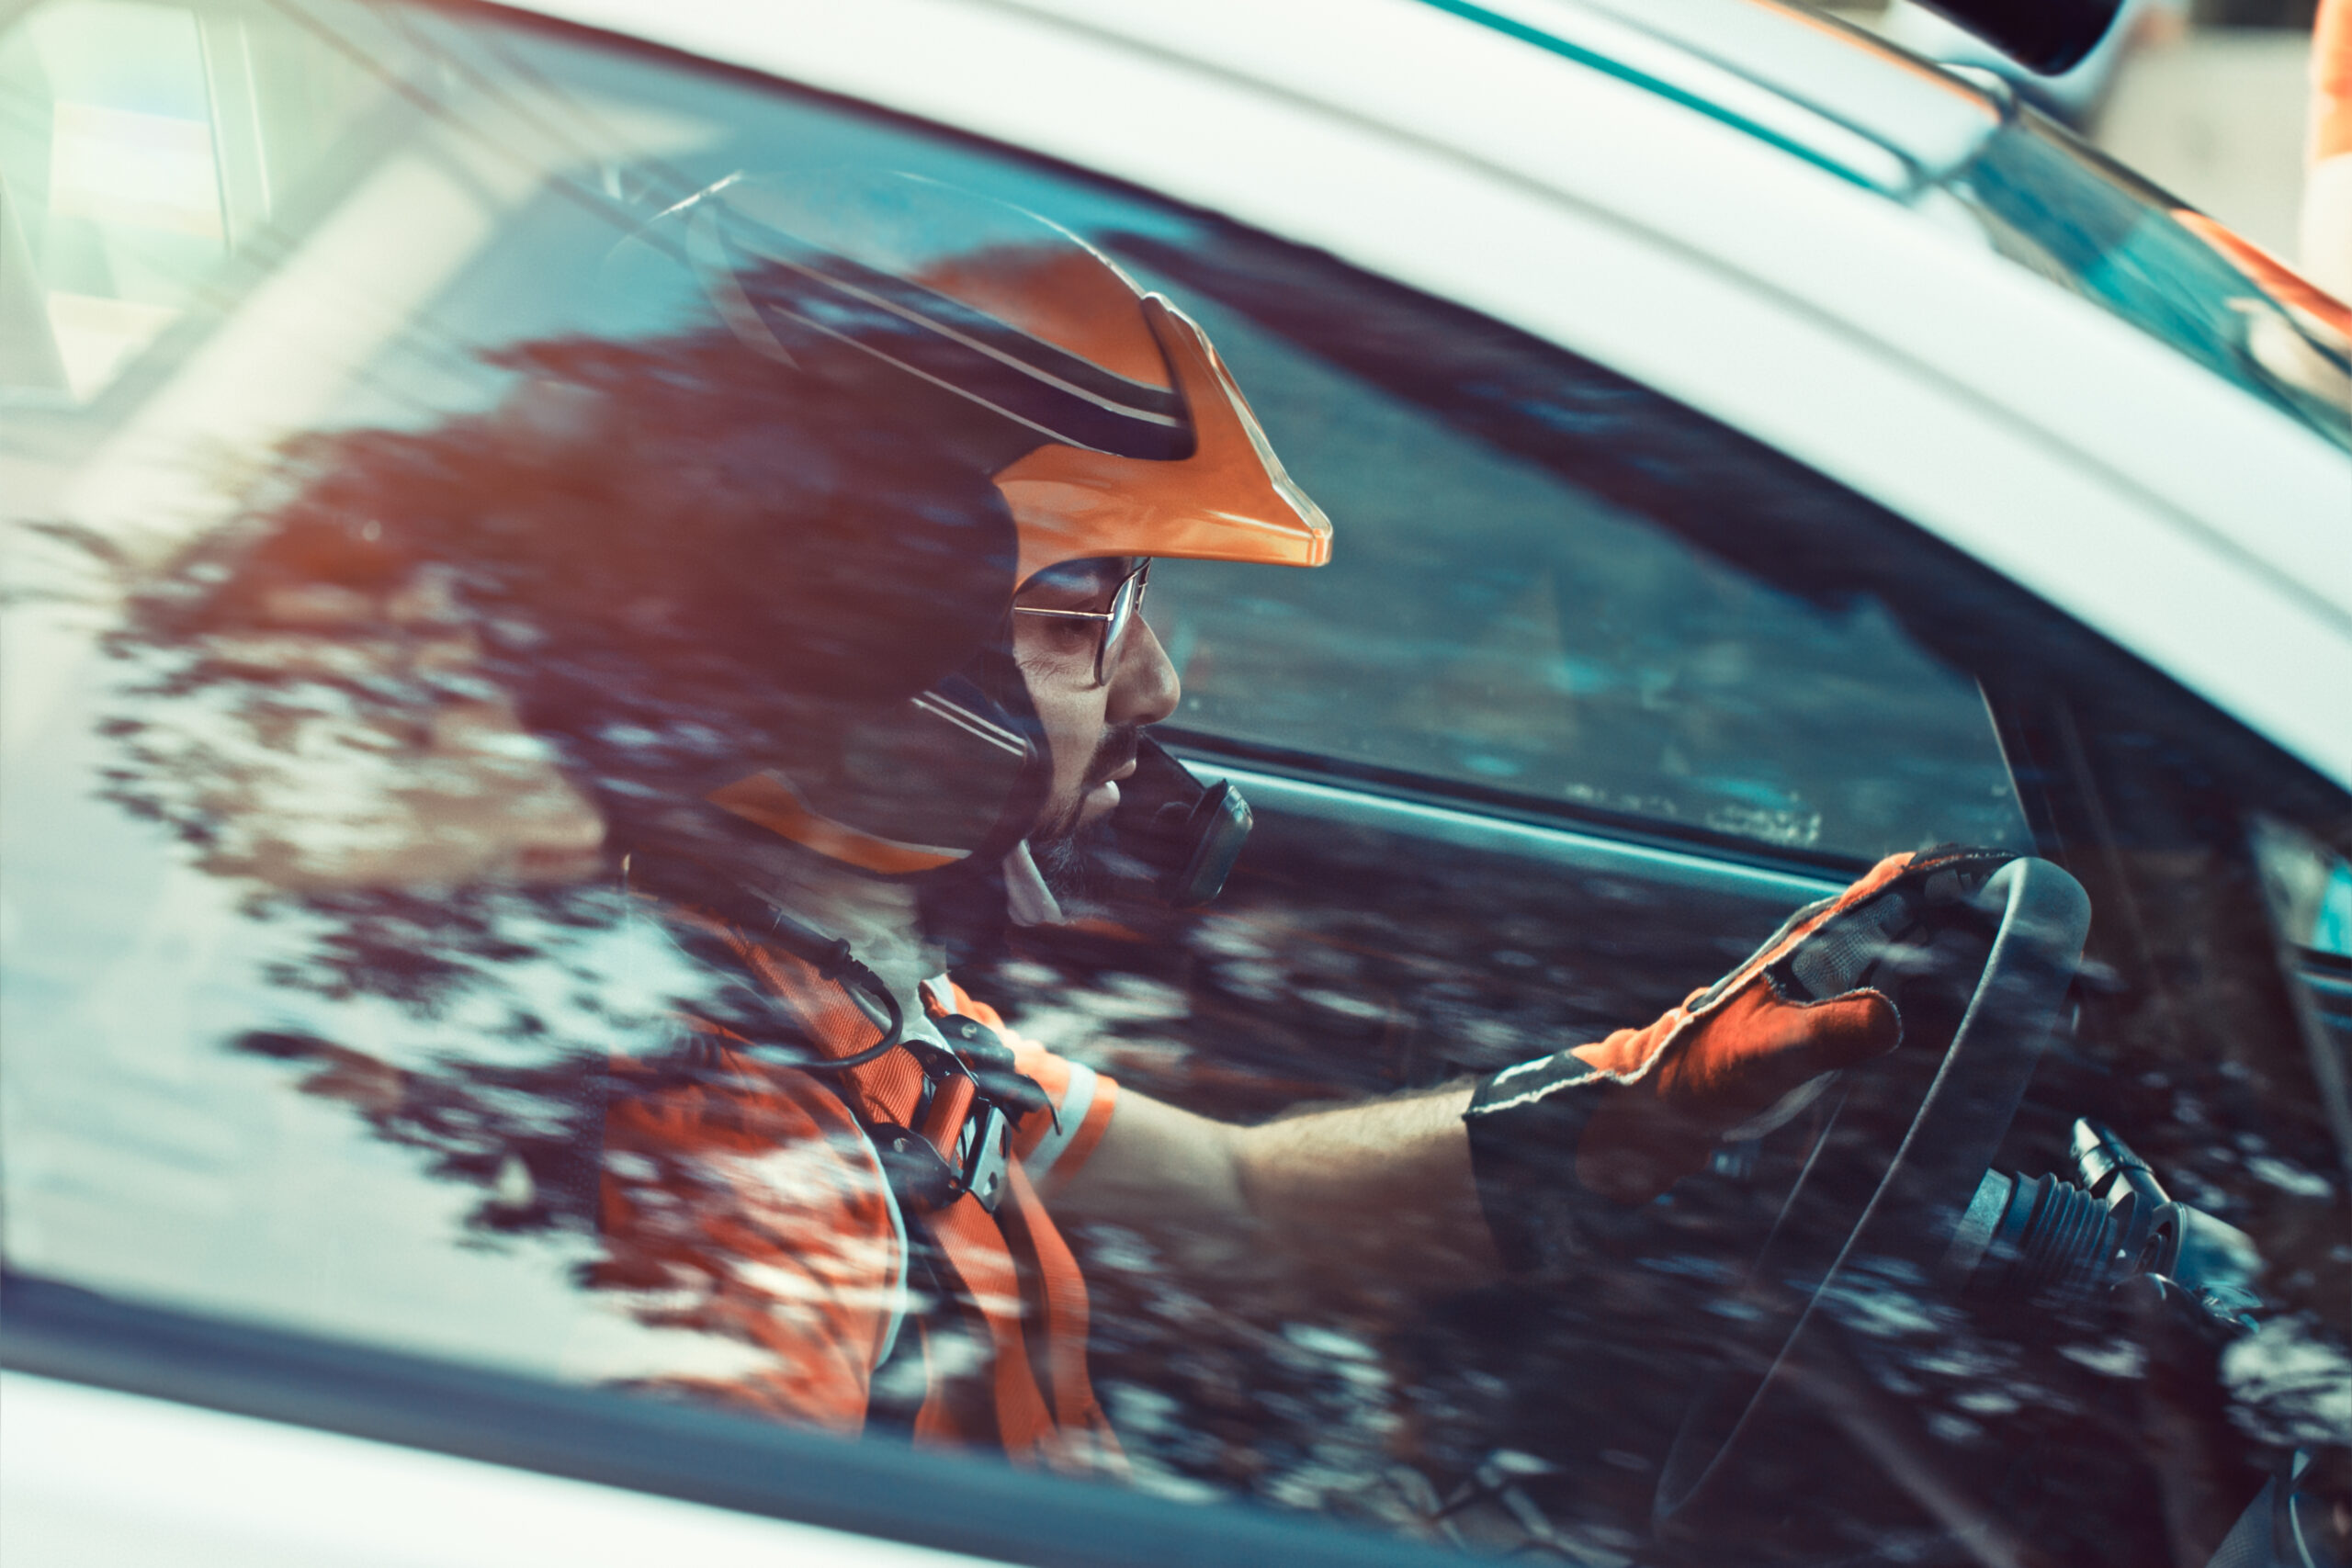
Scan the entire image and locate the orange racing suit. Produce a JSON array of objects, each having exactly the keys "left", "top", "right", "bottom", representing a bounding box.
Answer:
[{"left": 594, "top": 925, "right": 1121, "bottom": 1471}]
